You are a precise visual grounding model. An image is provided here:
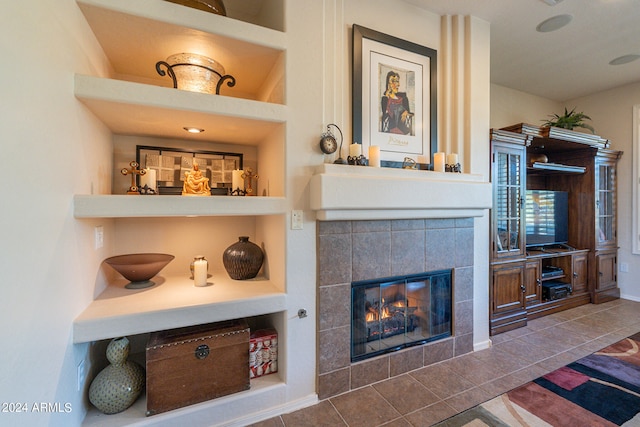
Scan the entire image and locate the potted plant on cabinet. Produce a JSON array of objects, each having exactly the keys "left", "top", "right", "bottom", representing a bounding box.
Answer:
[{"left": 542, "top": 107, "right": 595, "bottom": 134}]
